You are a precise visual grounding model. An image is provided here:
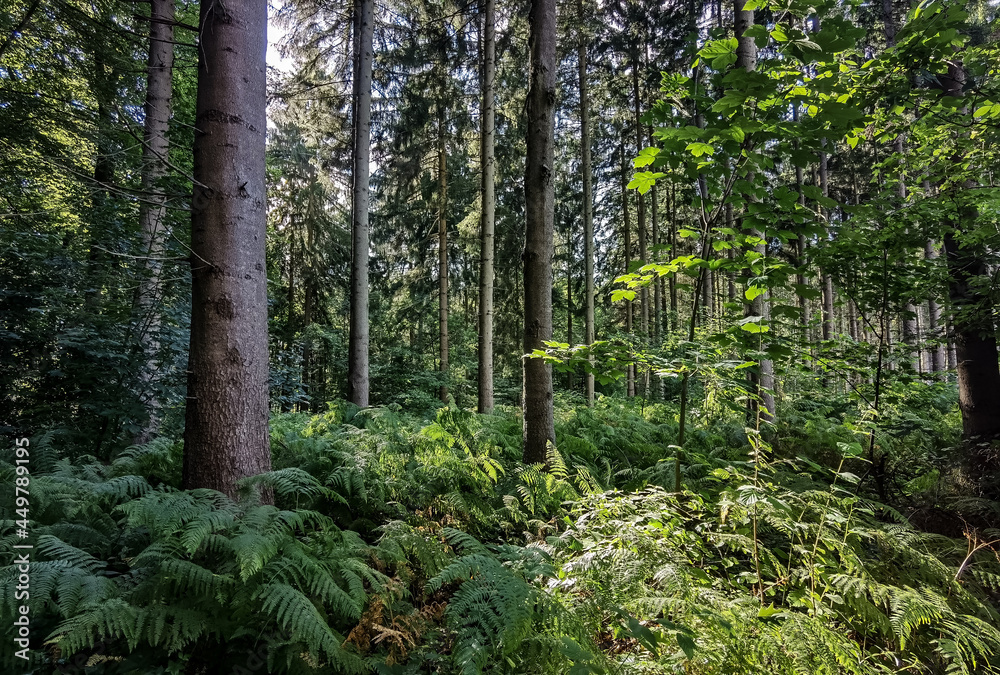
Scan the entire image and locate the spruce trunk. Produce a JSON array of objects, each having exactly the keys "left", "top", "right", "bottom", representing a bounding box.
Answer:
[
  {"left": 183, "top": 0, "right": 271, "bottom": 499},
  {"left": 347, "top": 0, "right": 374, "bottom": 408},
  {"left": 523, "top": 0, "right": 556, "bottom": 464}
]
